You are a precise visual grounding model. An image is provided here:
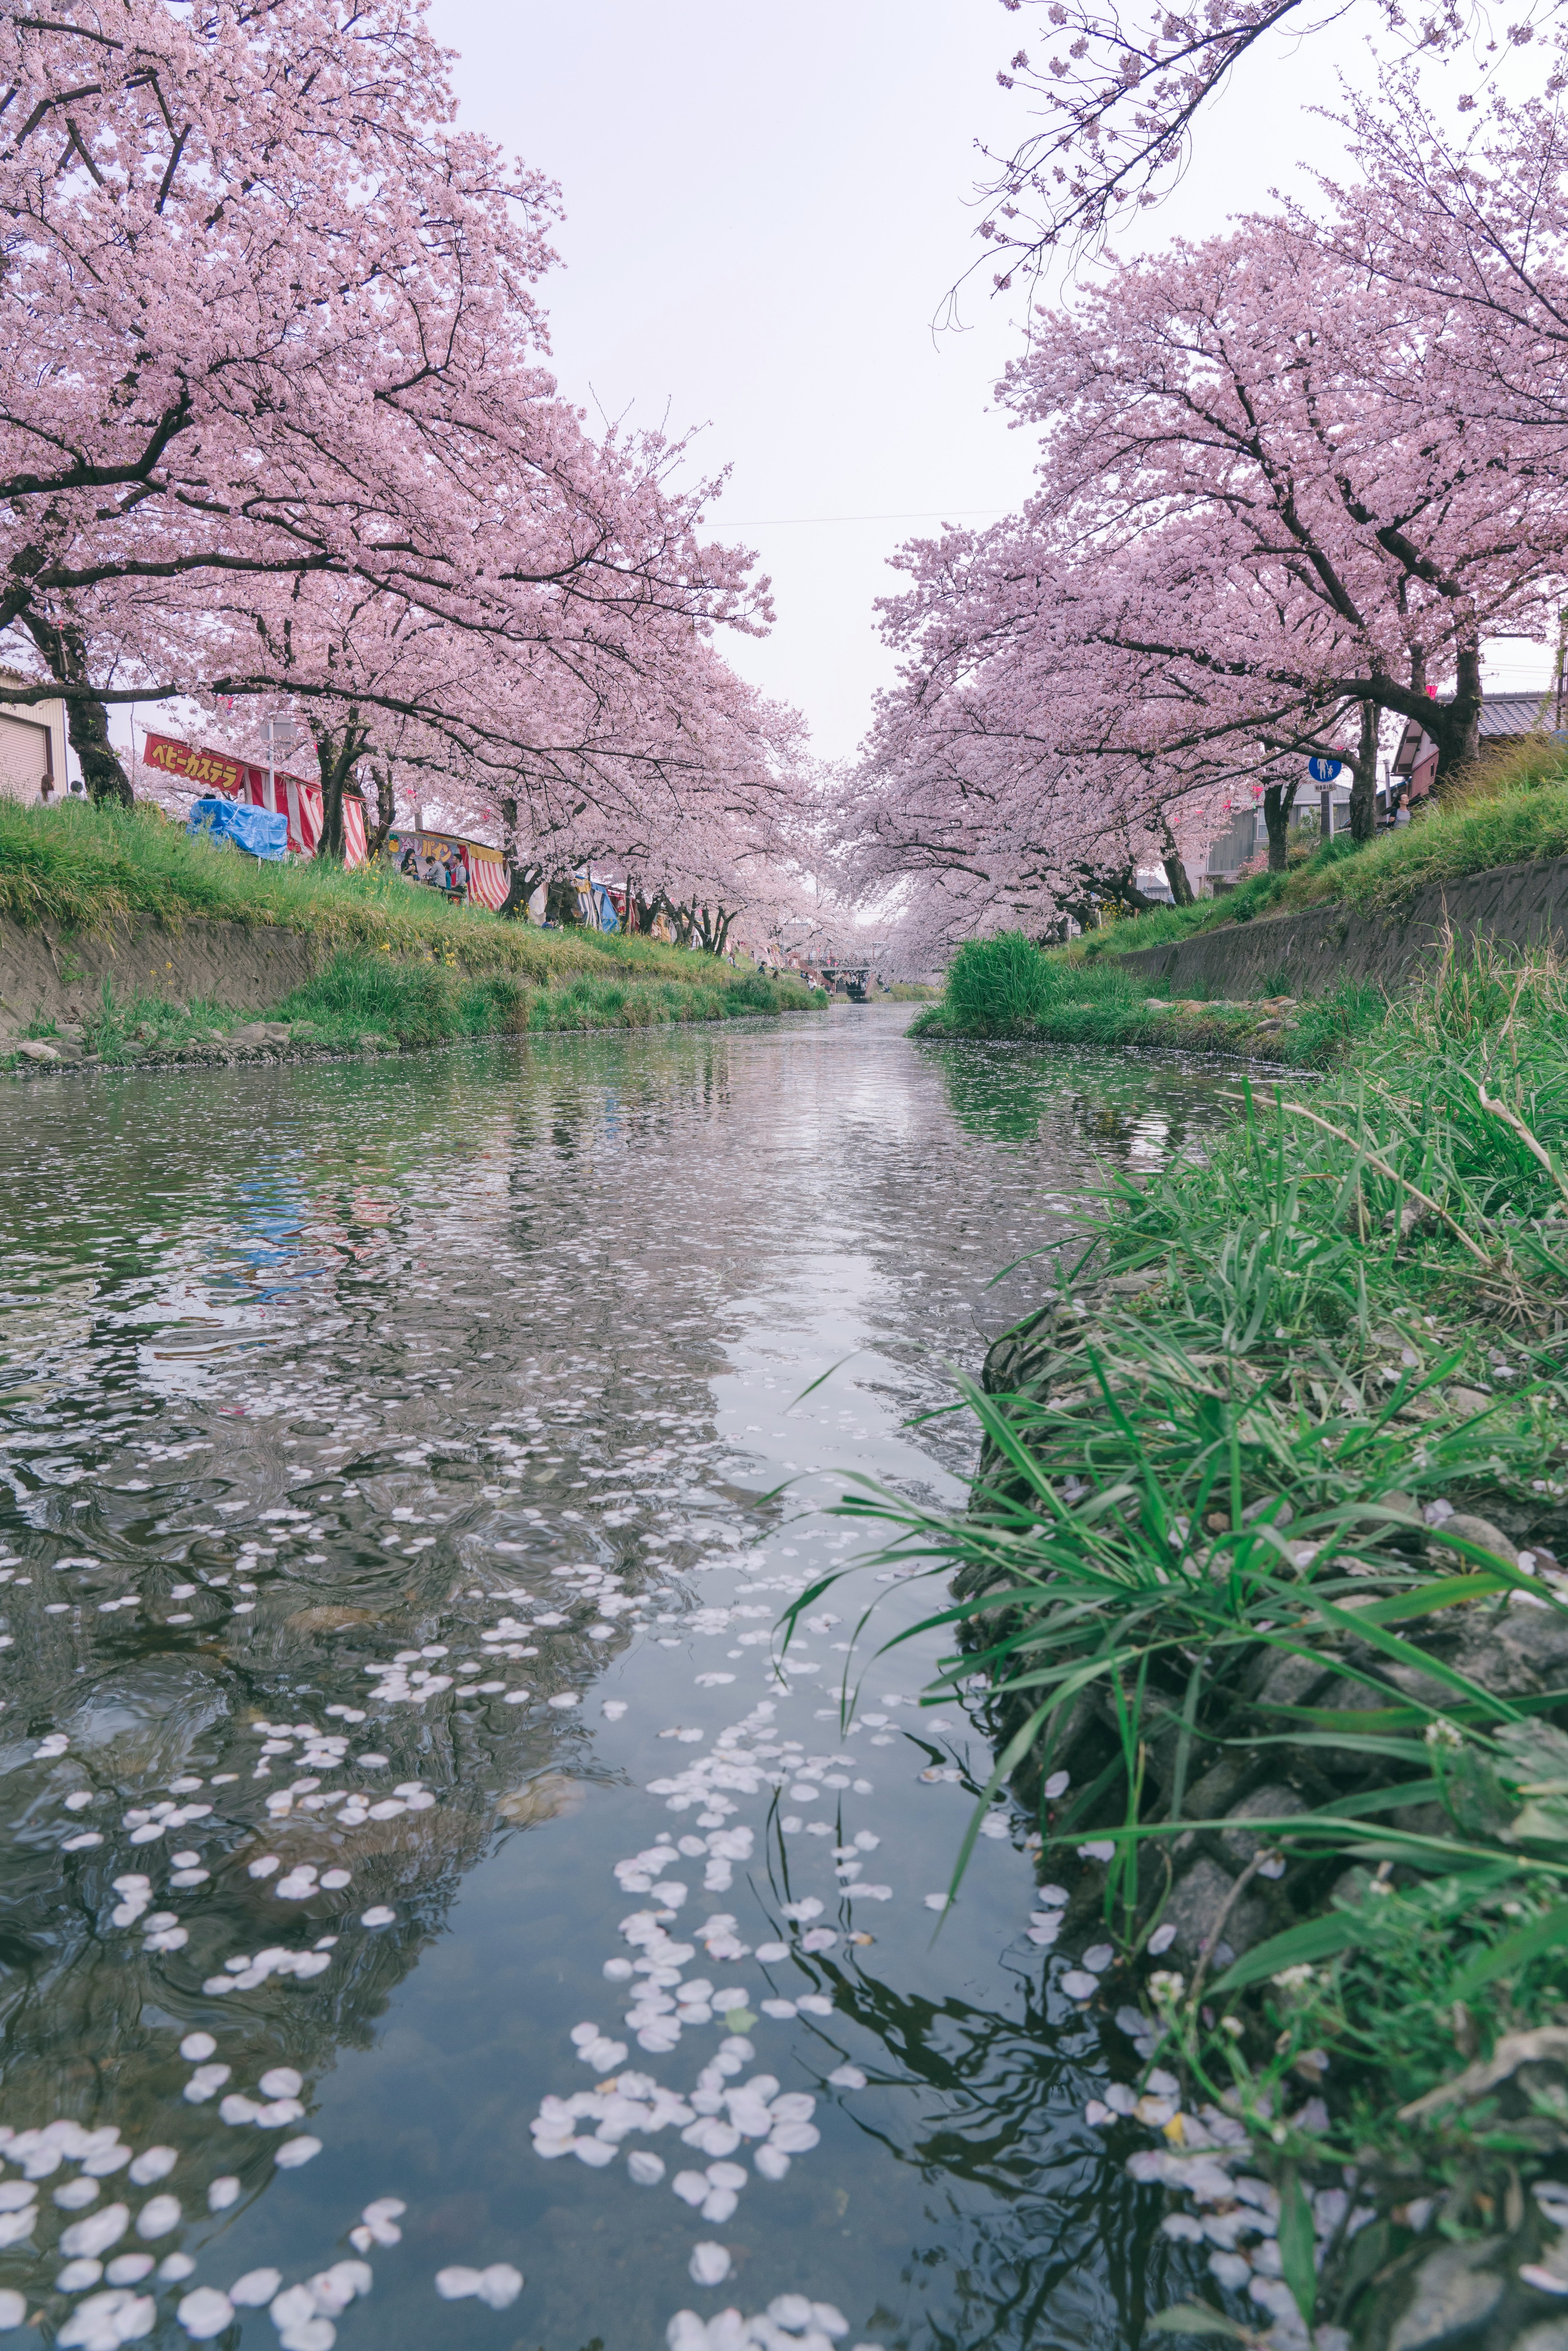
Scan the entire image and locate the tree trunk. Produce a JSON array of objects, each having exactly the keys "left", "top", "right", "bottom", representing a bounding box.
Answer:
[
  {"left": 497, "top": 860, "right": 542, "bottom": 921},
  {"left": 495, "top": 794, "right": 526, "bottom": 918},
  {"left": 1160, "top": 823, "right": 1195, "bottom": 905},
  {"left": 17, "top": 609, "right": 132, "bottom": 806},
  {"left": 1428, "top": 642, "right": 1483, "bottom": 788},
  {"left": 1262, "top": 781, "right": 1297, "bottom": 870},
  {"left": 314, "top": 712, "right": 364, "bottom": 862},
  {"left": 364, "top": 763, "right": 396, "bottom": 862},
  {"left": 1348, "top": 701, "right": 1379, "bottom": 844},
  {"left": 545, "top": 872, "right": 583, "bottom": 926}
]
